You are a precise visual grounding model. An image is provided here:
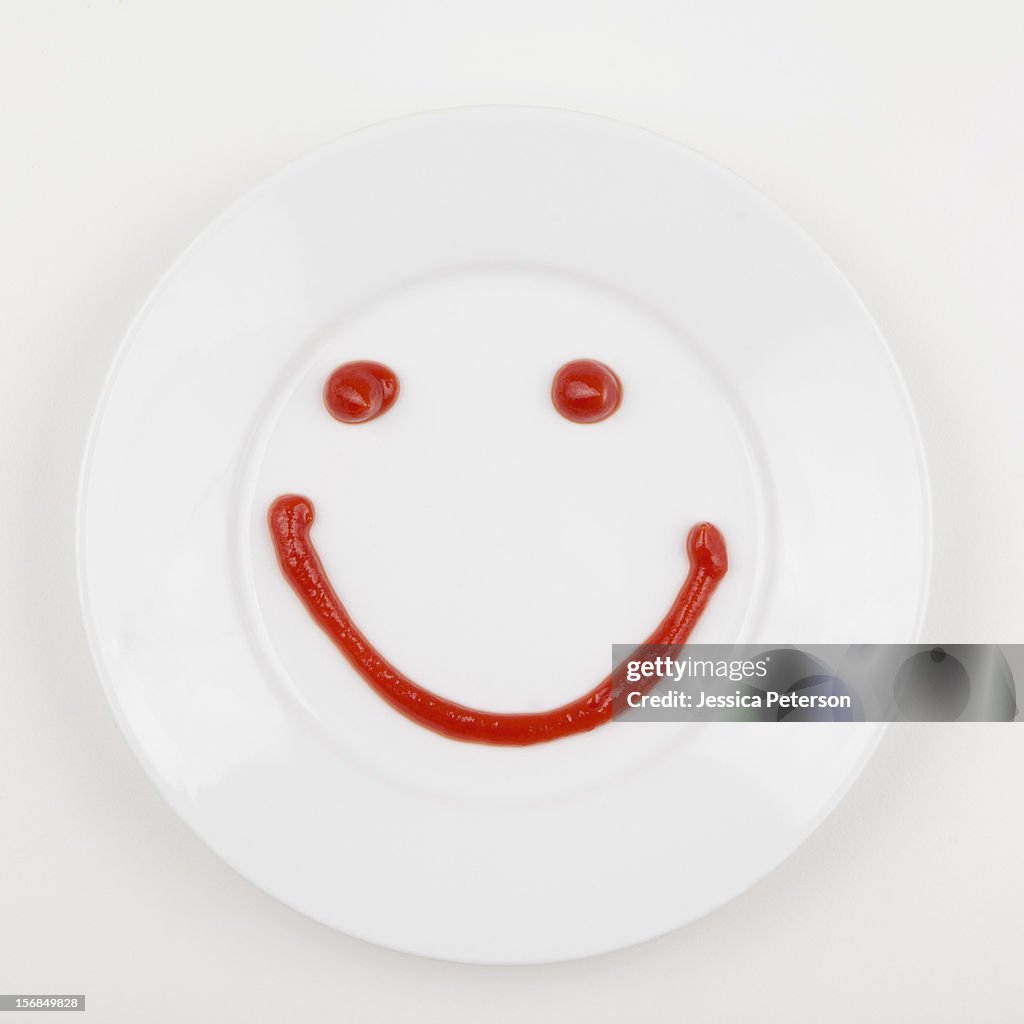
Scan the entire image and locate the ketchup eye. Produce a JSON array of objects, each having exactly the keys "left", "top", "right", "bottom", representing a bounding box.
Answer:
[
  {"left": 323, "top": 361, "right": 400, "bottom": 423},
  {"left": 551, "top": 359, "right": 622, "bottom": 423}
]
